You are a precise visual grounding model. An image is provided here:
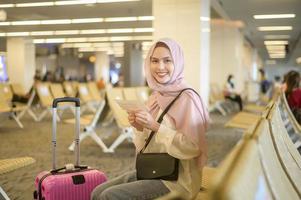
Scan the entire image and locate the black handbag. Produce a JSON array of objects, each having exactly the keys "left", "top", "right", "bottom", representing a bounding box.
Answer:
[{"left": 136, "top": 88, "right": 199, "bottom": 180}]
